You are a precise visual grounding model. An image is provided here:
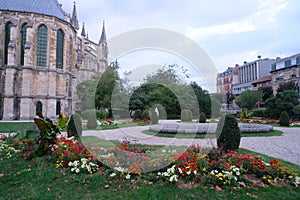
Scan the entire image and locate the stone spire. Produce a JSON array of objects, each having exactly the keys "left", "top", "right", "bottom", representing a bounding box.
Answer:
[
  {"left": 99, "top": 21, "right": 107, "bottom": 45},
  {"left": 81, "top": 22, "right": 86, "bottom": 37},
  {"left": 71, "top": 1, "right": 79, "bottom": 30},
  {"left": 98, "top": 20, "right": 108, "bottom": 68}
]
